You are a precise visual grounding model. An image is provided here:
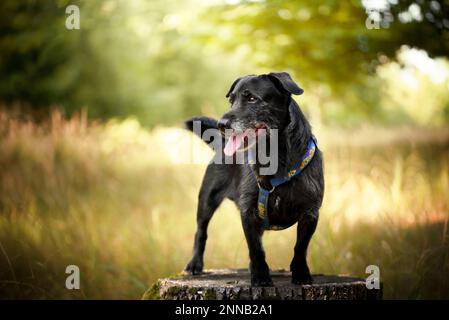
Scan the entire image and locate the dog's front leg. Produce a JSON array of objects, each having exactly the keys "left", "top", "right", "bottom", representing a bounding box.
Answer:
[
  {"left": 185, "top": 172, "right": 225, "bottom": 275},
  {"left": 290, "top": 211, "right": 318, "bottom": 284},
  {"left": 241, "top": 210, "right": 273, "bottom": 286}
]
